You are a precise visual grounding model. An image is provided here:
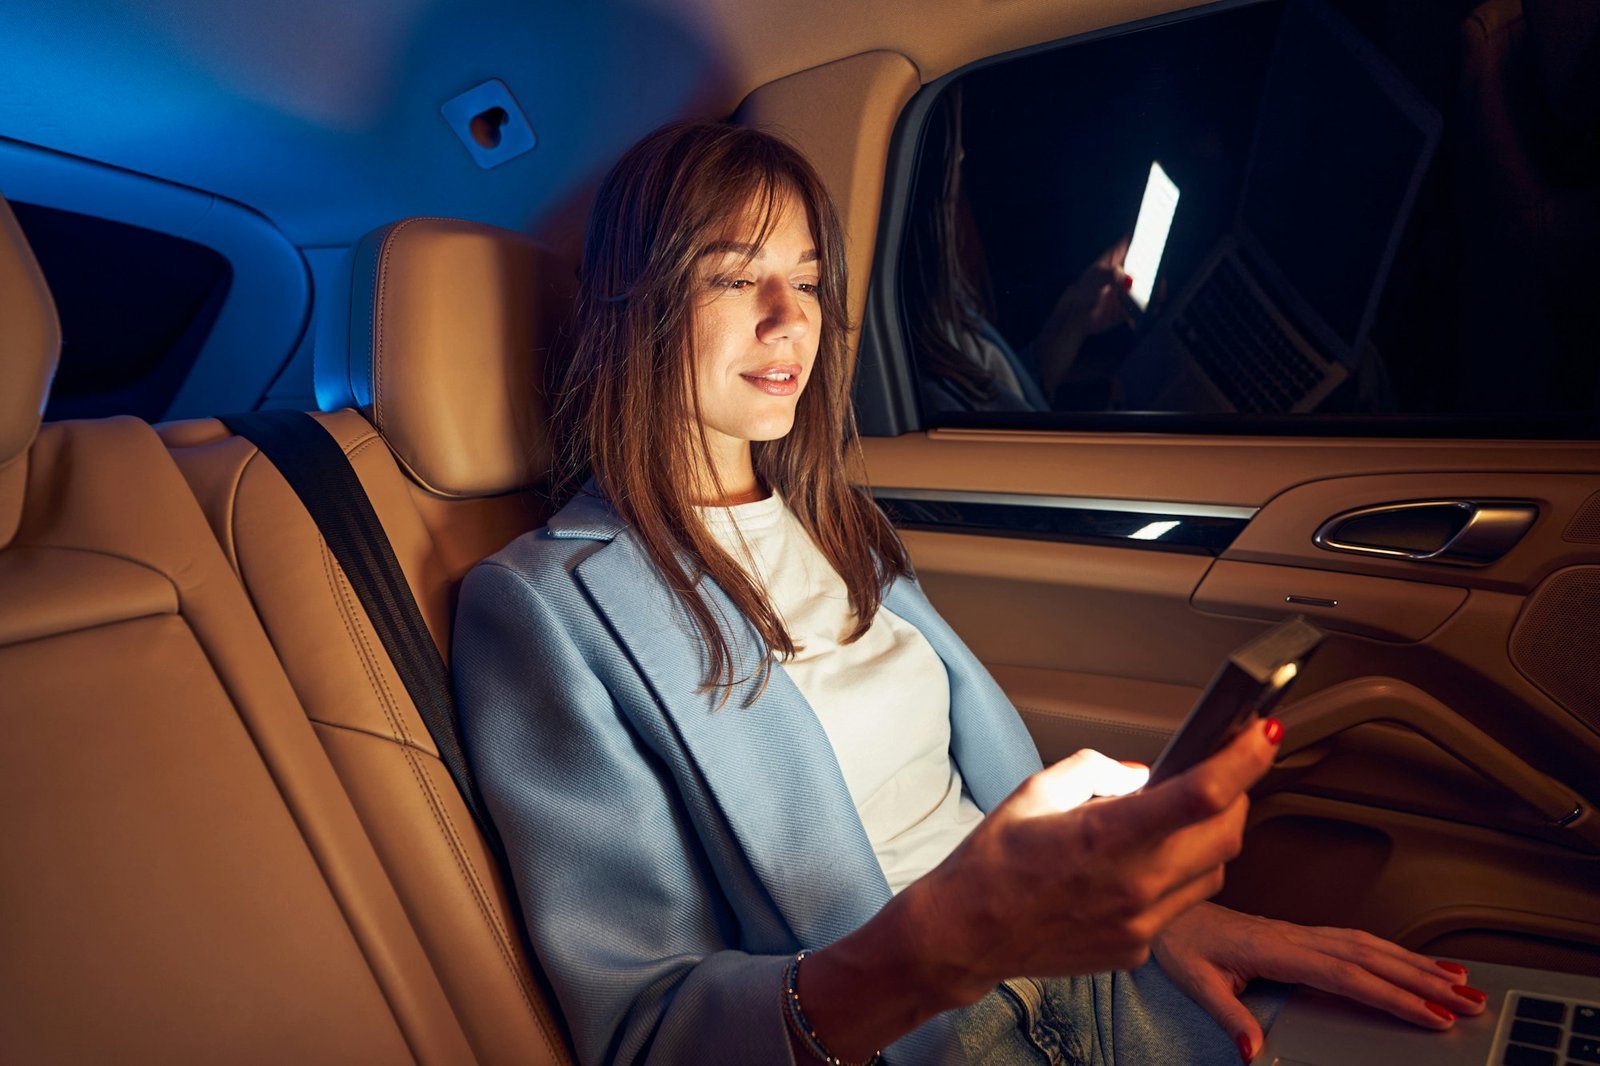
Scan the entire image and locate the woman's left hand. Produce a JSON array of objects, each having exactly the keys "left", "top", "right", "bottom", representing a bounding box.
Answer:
[{"left": 1152, "top": 902, "right": 1488, "bottom": 1062}]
